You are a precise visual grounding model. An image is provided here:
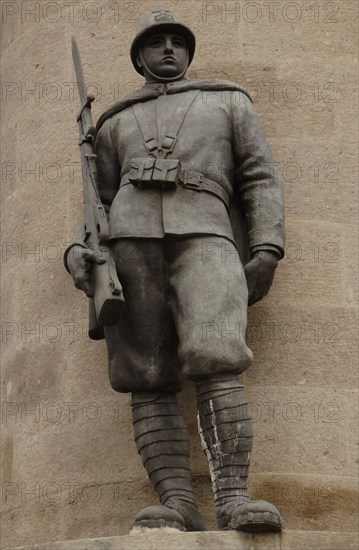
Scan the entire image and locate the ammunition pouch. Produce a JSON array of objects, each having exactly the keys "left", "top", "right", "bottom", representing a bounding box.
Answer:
[
  {"left": 126, "top": 159, "right": 230, "bottom": 209},
  {"left": 129, "top": 158, "right": 181, "bottom": 190}
]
